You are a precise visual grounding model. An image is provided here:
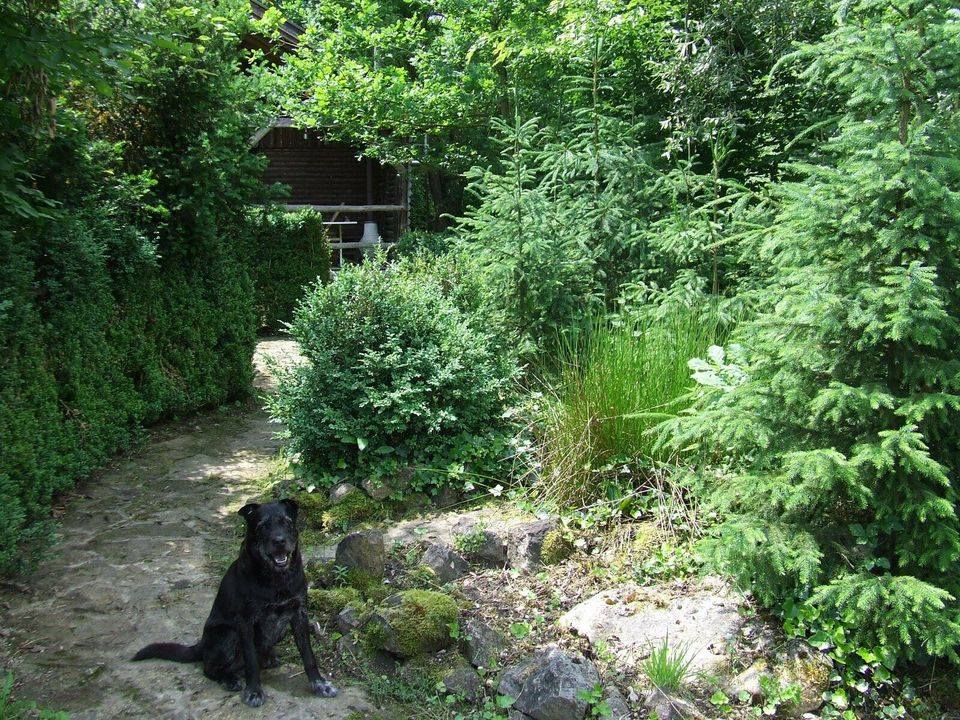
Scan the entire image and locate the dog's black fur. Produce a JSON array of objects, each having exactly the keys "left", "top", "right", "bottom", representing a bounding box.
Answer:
[{"left": 132, "top": 499, "right": 337, "bottom": 707}]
